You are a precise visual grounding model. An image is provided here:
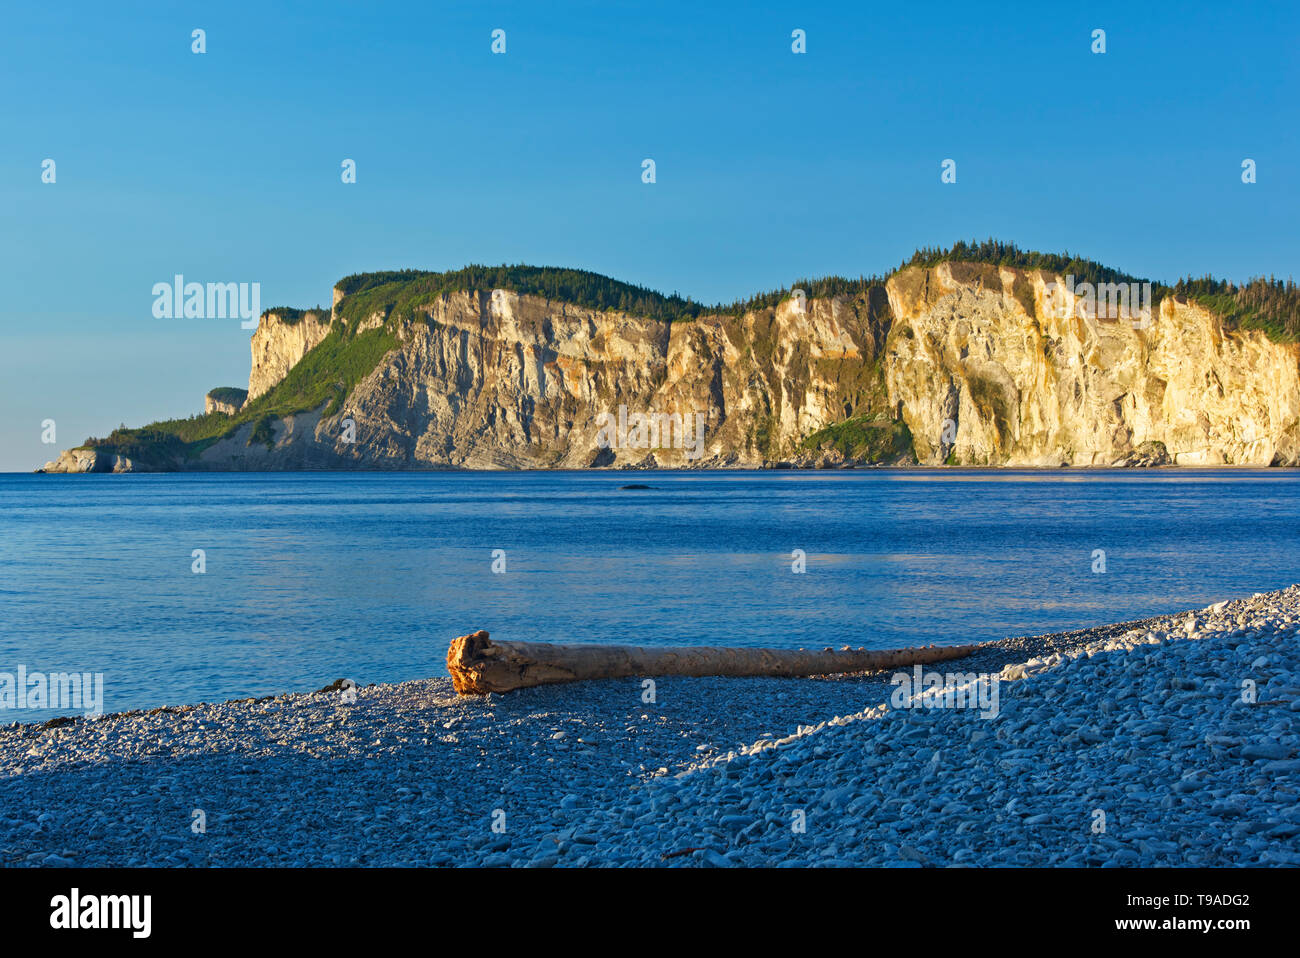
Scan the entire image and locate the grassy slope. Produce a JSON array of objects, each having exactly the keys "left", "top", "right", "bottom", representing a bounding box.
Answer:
[{"left": 85, "top": 324, "right": 398, "bottom": 466}]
